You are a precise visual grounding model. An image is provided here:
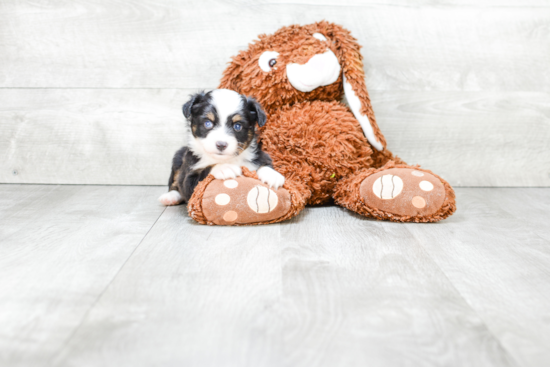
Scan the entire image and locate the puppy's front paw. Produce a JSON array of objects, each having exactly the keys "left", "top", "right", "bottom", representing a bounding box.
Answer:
[
  {"left": 211, "top": 164, "right": 242, "bottom": 180},
  {"left": 158, "top": 190, "right": 183, "bottom": 206},
  {"left": 257, "top": 166, "right": 285, "bottom": 190}
]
